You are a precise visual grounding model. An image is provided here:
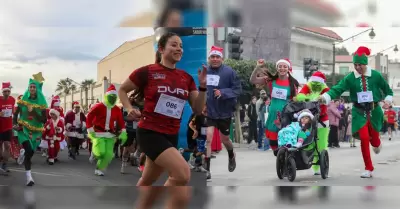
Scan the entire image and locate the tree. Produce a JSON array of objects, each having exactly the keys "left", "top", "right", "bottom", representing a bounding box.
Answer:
[
  {"left": 55, "top": 79, "right": 77, "bottom": 96},
  {"left": 335, "top": 46, "right": 350, "bottom": 55},
  {"left": 81, "top": 79, "right": 96, "bottom": 106},
  {"left": 325, "top": 73, "right": 346, "bottom": 88}
]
